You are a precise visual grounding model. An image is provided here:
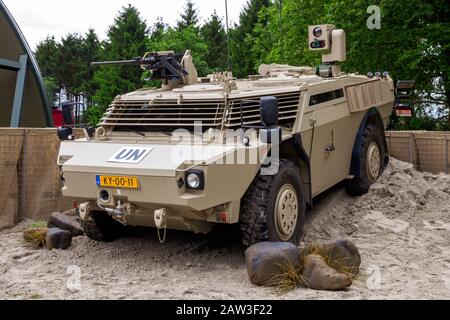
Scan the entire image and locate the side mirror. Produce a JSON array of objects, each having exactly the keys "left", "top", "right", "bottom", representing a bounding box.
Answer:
[
  {"left": 260, "top": 96, "right": 279, "bottom": 128},
  {"left": 57, "top": 127, "right": 74, "bottom": 141}
]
